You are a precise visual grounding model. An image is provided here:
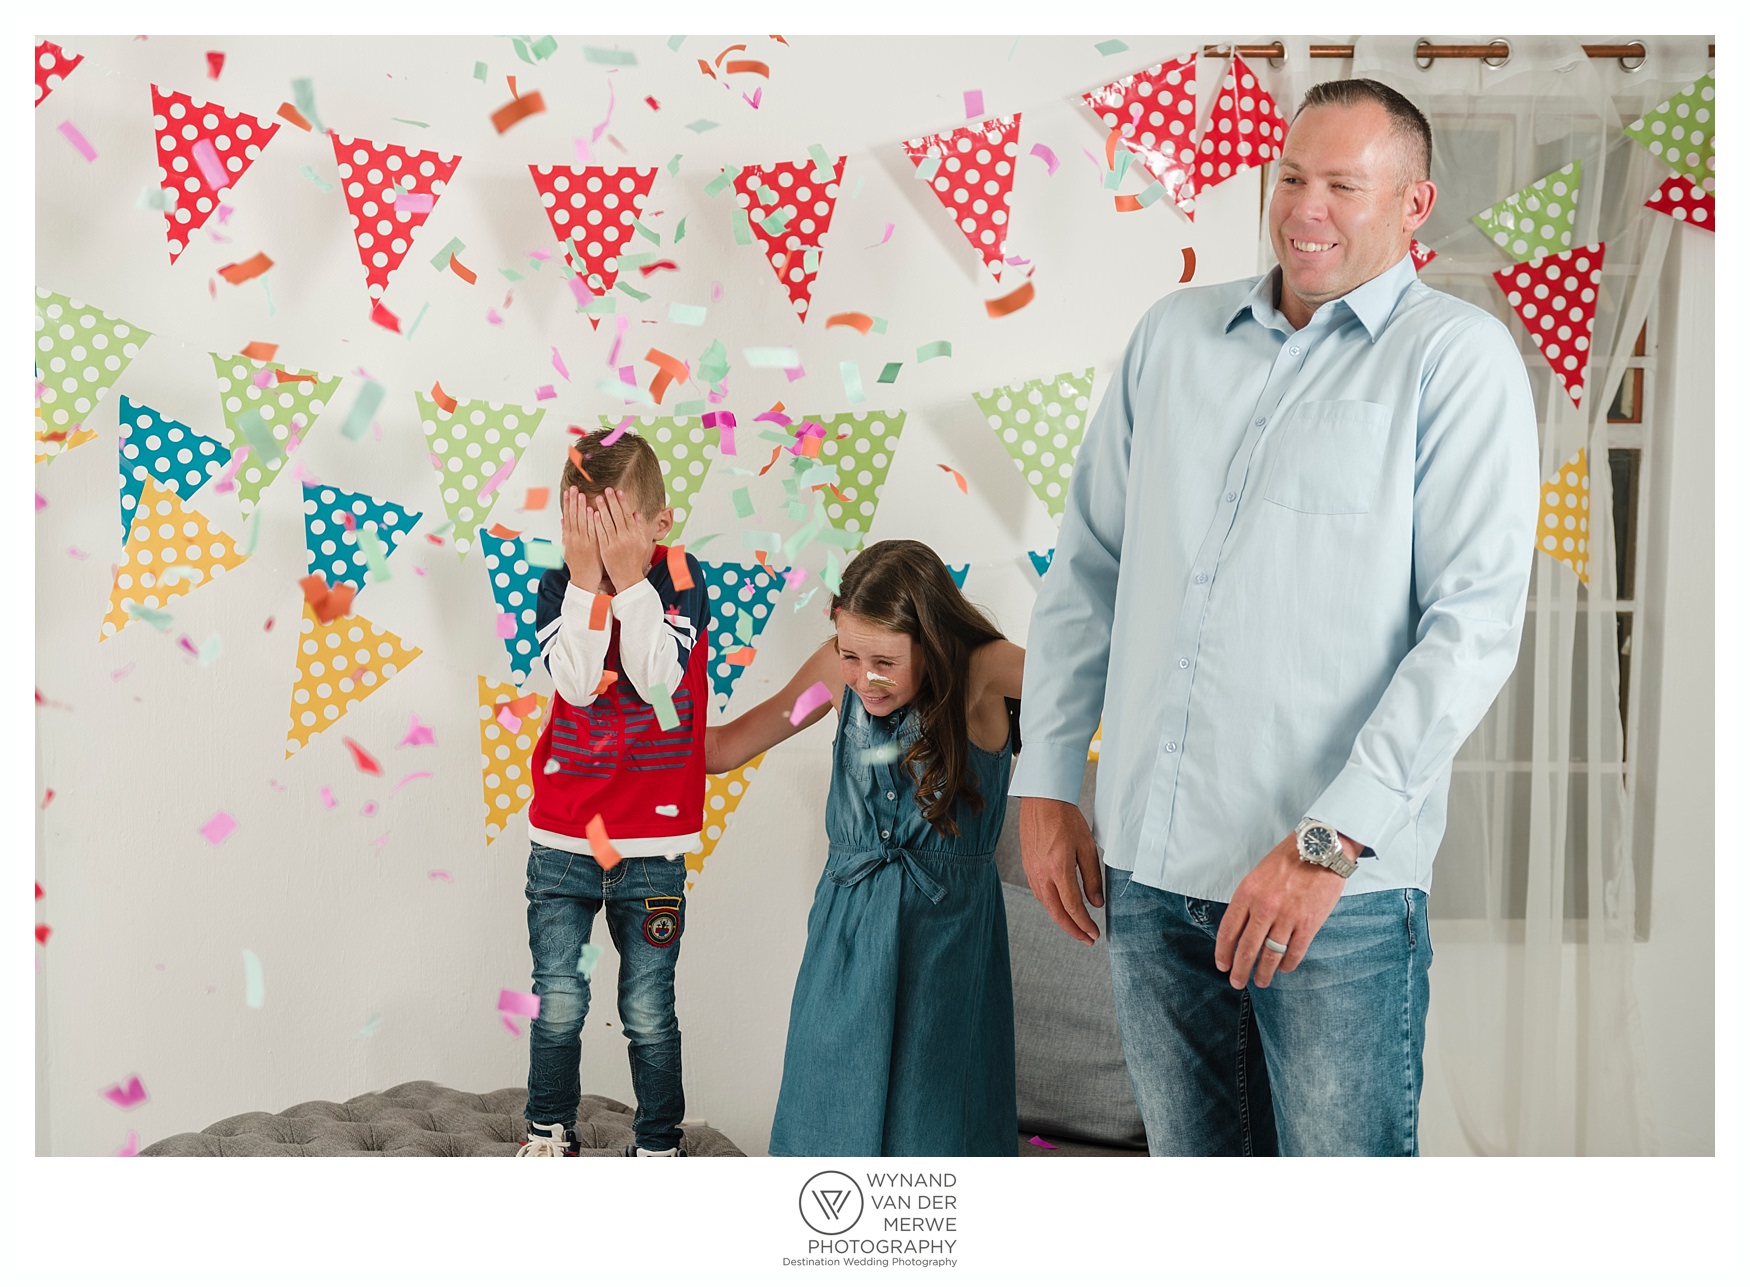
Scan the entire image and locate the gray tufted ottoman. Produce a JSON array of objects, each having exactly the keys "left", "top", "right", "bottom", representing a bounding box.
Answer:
[{"left": 138, "top": 1081, "right": 746, "bottom": 1157}]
